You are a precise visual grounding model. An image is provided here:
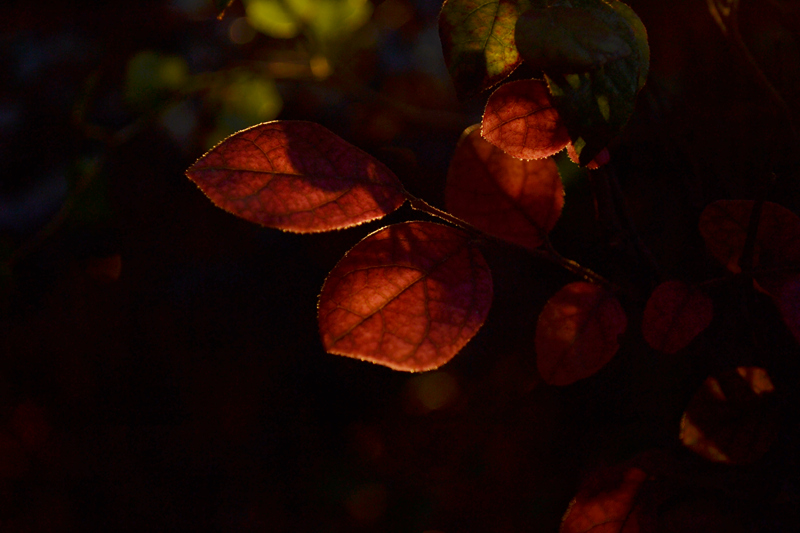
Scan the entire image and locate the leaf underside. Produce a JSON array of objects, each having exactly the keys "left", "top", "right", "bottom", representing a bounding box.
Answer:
[
  {"left": 481, "top": 79, "right": 571, "bottom": 160},
  {"left": 318, "top": 221, "right": 493, "bottom": 372},
  {"left": 439, "top": 0, "right": 532, "bottom": 99},
  {"left": 186, "top": 120, "right": 405, "bottom": 233},
  {"left": 536, "top": 281, "right": 627, "bottom": 386},
  {"left": 642, "top": 280, "right": 713, "bottom": 354},
  {"left": 446, "top": 125, "right": 564, "bottom": 250}
]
